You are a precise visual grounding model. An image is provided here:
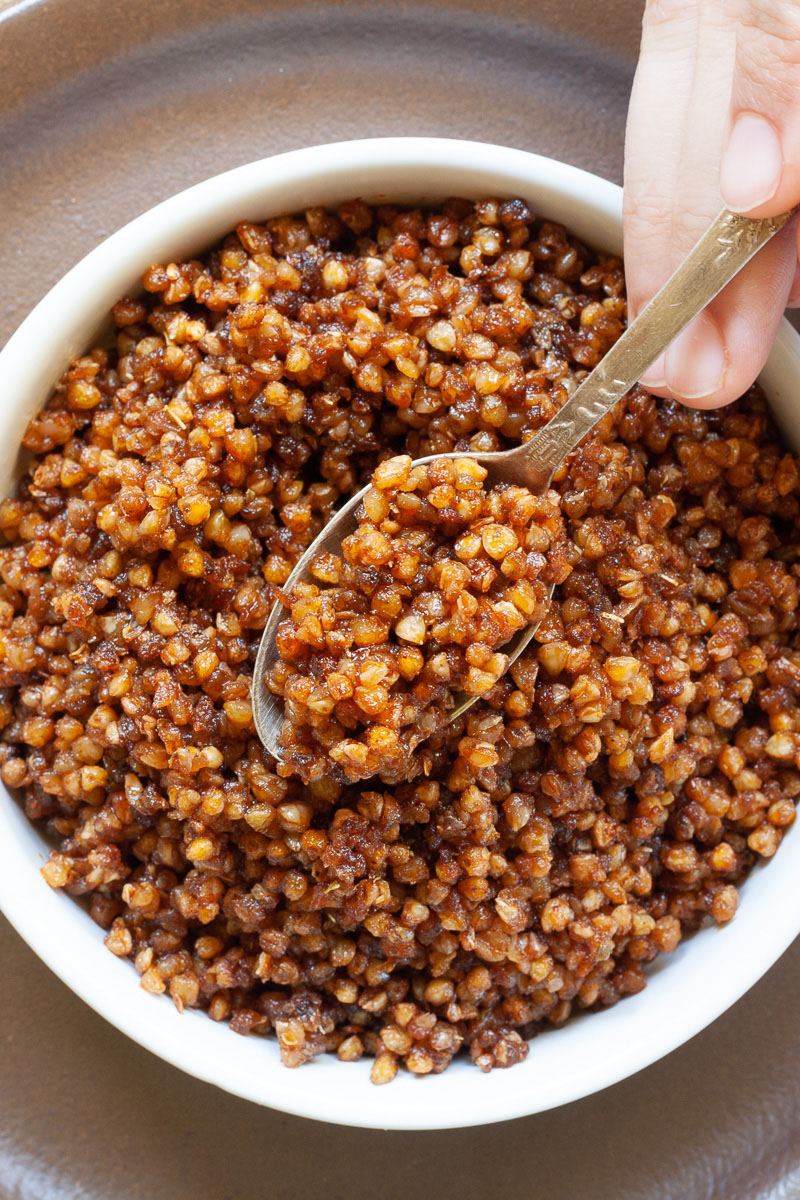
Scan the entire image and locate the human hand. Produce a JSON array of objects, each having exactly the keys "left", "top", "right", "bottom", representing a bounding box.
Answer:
[{"left": 624, "top": 0, "right": 800, "bottom": 409}]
